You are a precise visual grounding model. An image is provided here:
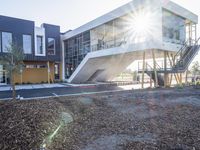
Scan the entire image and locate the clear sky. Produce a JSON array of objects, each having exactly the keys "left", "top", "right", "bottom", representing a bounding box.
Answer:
[
  {"left": 0, "top": 0, "right": 199, "bottom": 61},
  {"left": 0, "top": 0, "right": 199, "bottom": 34}
]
